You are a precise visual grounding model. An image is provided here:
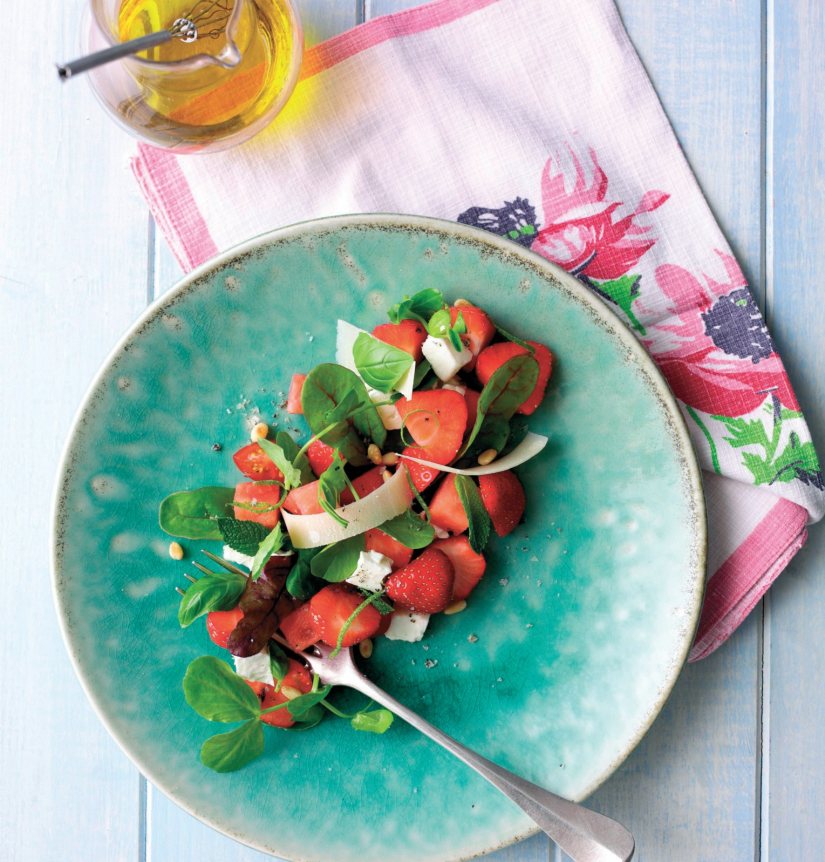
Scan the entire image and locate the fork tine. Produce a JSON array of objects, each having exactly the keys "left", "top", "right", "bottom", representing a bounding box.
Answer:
[{"left": 201, "top": 549, "right": 248, "bottom": 576}]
